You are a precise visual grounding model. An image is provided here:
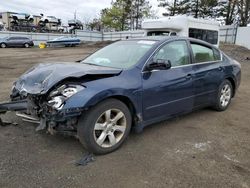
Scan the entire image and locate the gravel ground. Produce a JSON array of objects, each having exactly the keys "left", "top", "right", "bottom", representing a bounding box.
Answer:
[{"left": 0, "top": 44, "right": 249, "bottom": 188}]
